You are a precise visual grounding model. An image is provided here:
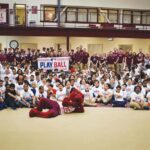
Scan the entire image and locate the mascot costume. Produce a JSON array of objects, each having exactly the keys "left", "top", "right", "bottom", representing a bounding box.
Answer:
[
  {"left": 62, "top": 88, "right": 84, "bottom": 113},
  {"left": 29, "top": 88, "right": 84, "bottom": 118},
  {"left": 29, "top": 98, "right": 60, "bottom": 118}
]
